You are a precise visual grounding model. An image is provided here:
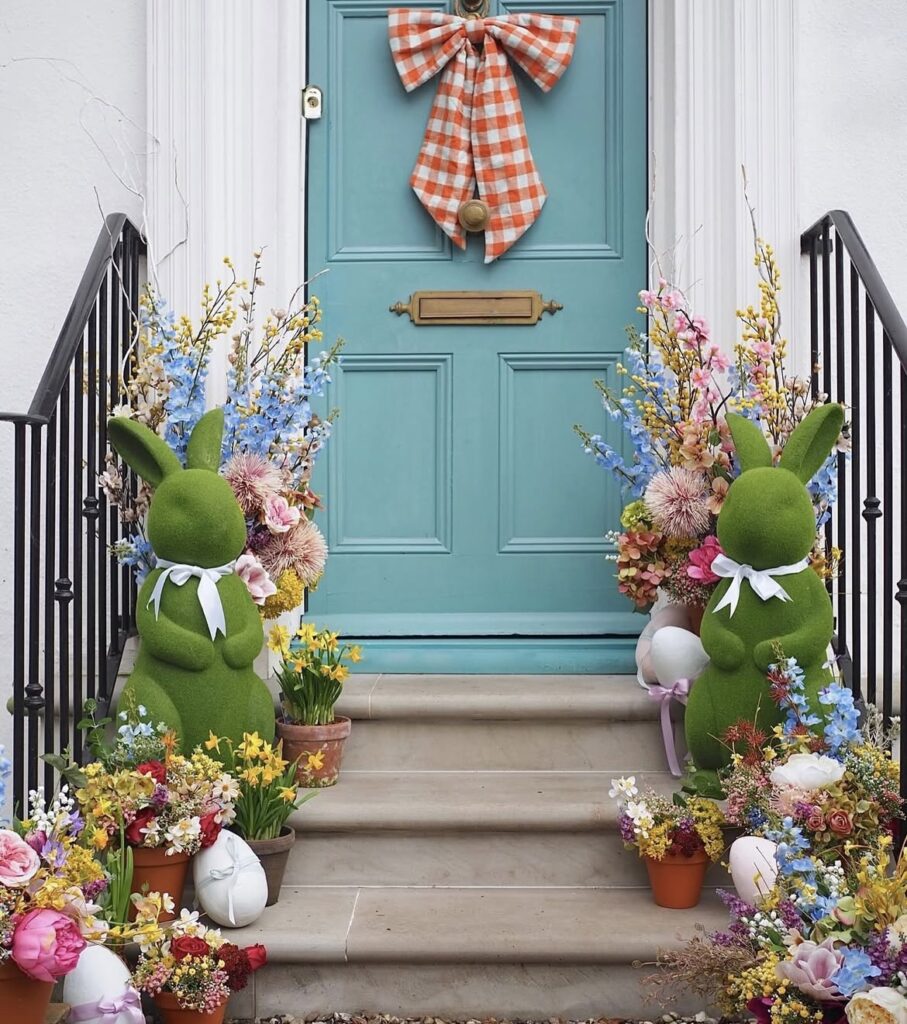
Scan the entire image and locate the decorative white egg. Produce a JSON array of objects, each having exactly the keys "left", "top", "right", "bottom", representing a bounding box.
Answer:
[
  {"left": 636, "top": 604, "right": 698, "bottom": 685},
  {"left": 62, "top": 944, "right": 142, "bottom": 1024},
  {"left": 650, "top": 625, "right": 710, "bottom": 686},
  {"left": 729, "top": 836, "right": 779, "bottom": 905},
  {"left": 193, "top": 830, "right": 268, "bottom": 928}
]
